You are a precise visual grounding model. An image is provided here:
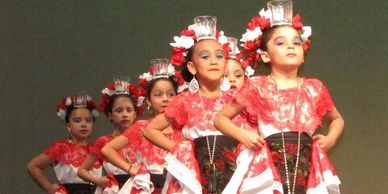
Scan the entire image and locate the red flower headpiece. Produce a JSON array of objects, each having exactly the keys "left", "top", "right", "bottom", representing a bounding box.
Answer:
[
  {"left": 99, "top": 81, "right": 144, "bottom": 116},
  {"left": 56, "top": 94, "right": 99, "bottom": 120},
  {"left": 169, "top": 25, "right": 232, "bottom": 67},
  {"left": 240, "top": 8, "right": 312, "bottom": 68}
]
